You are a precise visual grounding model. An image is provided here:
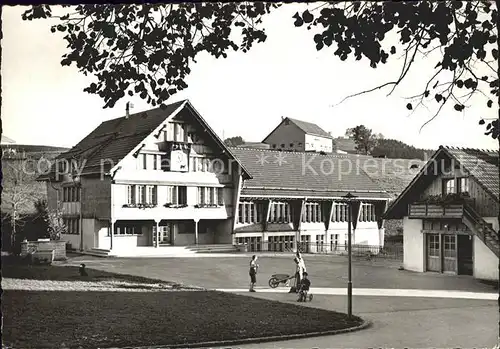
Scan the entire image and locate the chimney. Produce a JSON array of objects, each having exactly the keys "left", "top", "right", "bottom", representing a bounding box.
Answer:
[{"left": 125, "top": 102, "right": 134, "bottom": 119}]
